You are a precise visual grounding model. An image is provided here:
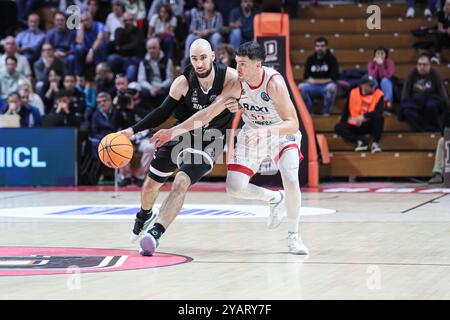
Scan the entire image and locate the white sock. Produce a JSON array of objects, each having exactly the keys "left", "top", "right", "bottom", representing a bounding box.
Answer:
[{"left": 278, "top": 148, "right": 302, "bottom": 234}]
